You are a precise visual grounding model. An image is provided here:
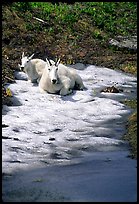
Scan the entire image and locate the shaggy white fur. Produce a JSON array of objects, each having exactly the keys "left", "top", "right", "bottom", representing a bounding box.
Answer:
[
  {"left": 19, "top": 52, "right": 47, "bottom": 83},
  {"left": 39, "top": 58, "right": 85, "bottom": 96}
]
